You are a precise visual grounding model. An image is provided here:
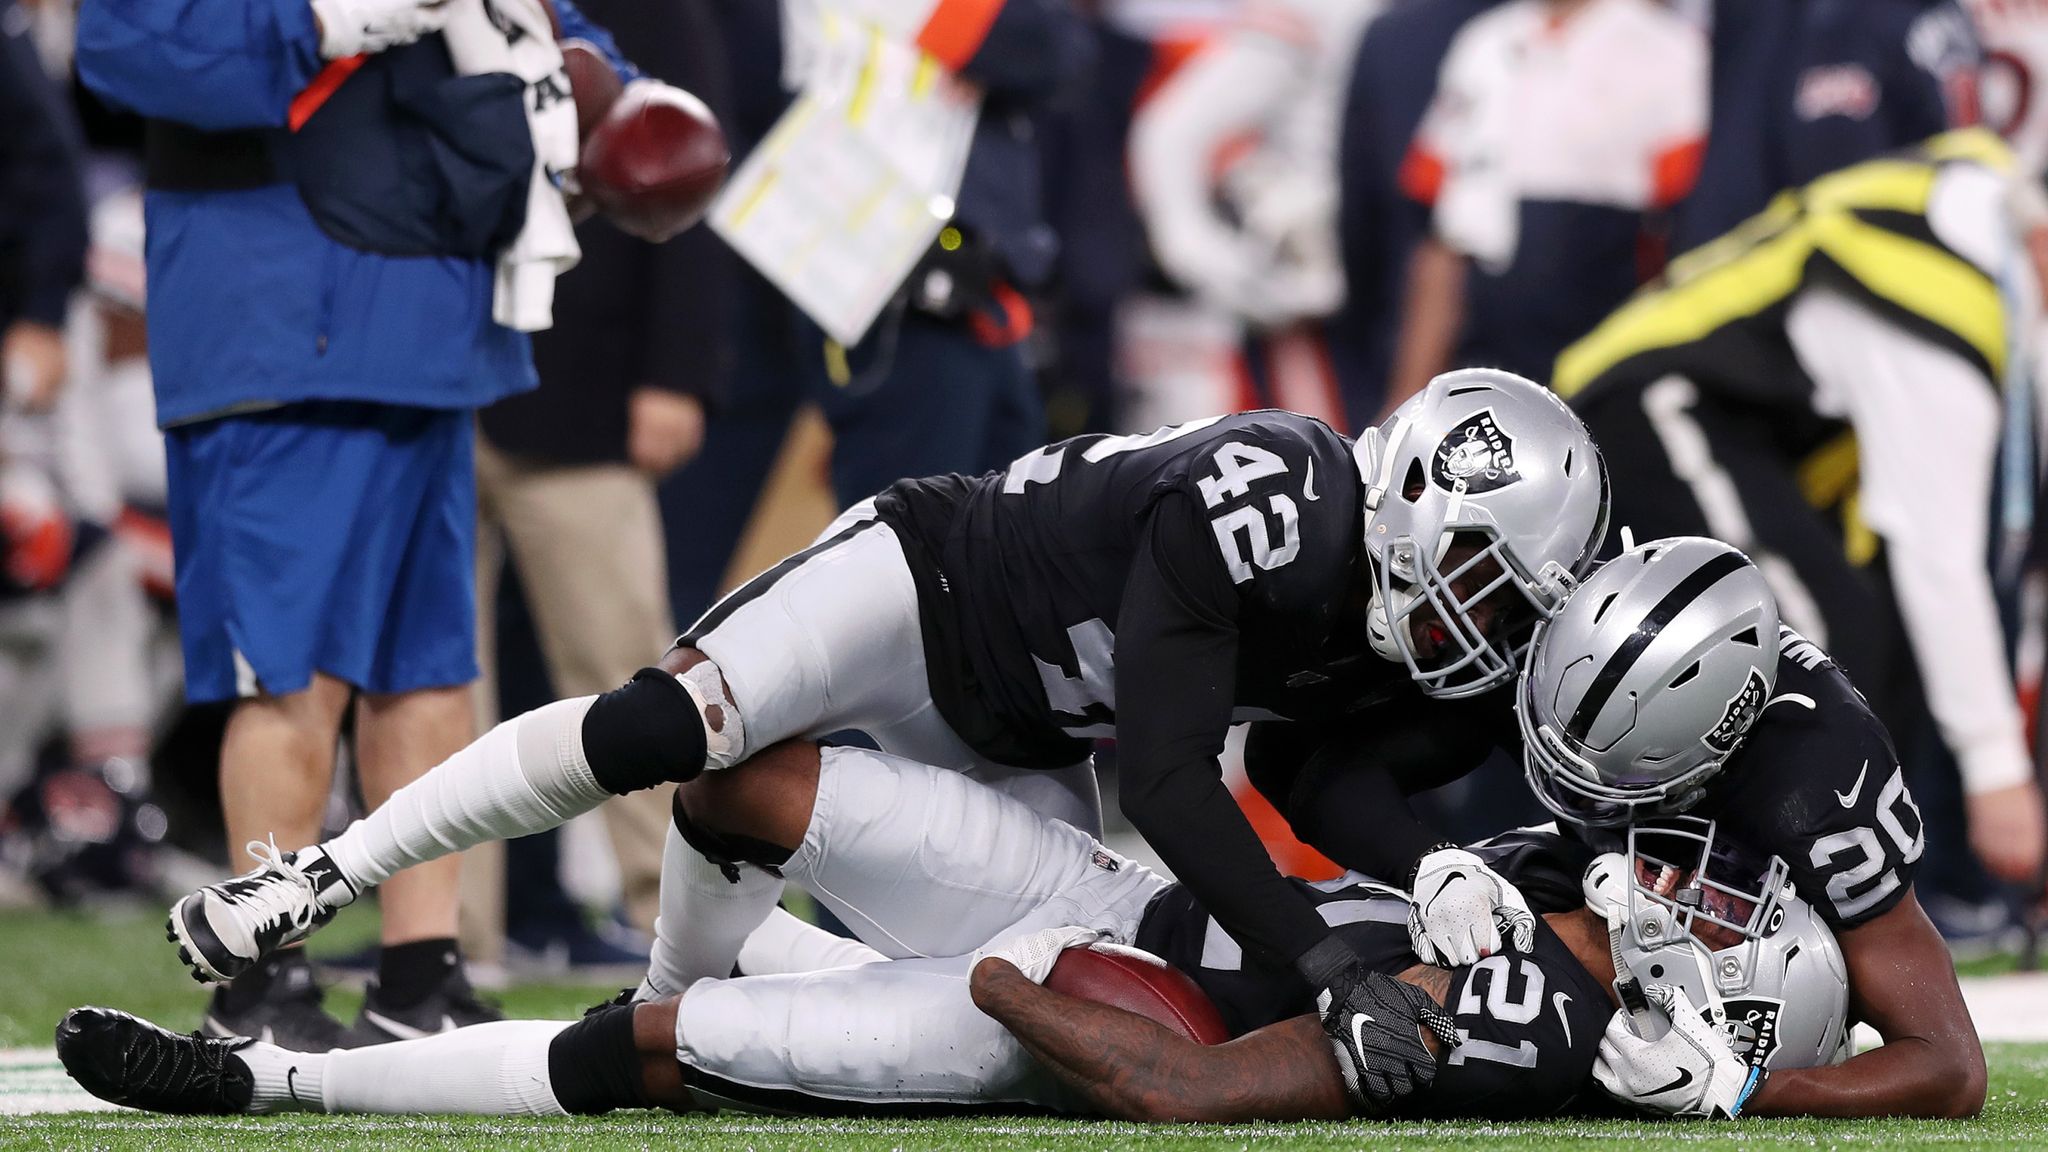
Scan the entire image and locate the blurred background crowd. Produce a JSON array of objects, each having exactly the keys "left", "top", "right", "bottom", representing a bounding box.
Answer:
[{"left": 4, "top": 0, "right": 2048, "bottom": 1026}]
